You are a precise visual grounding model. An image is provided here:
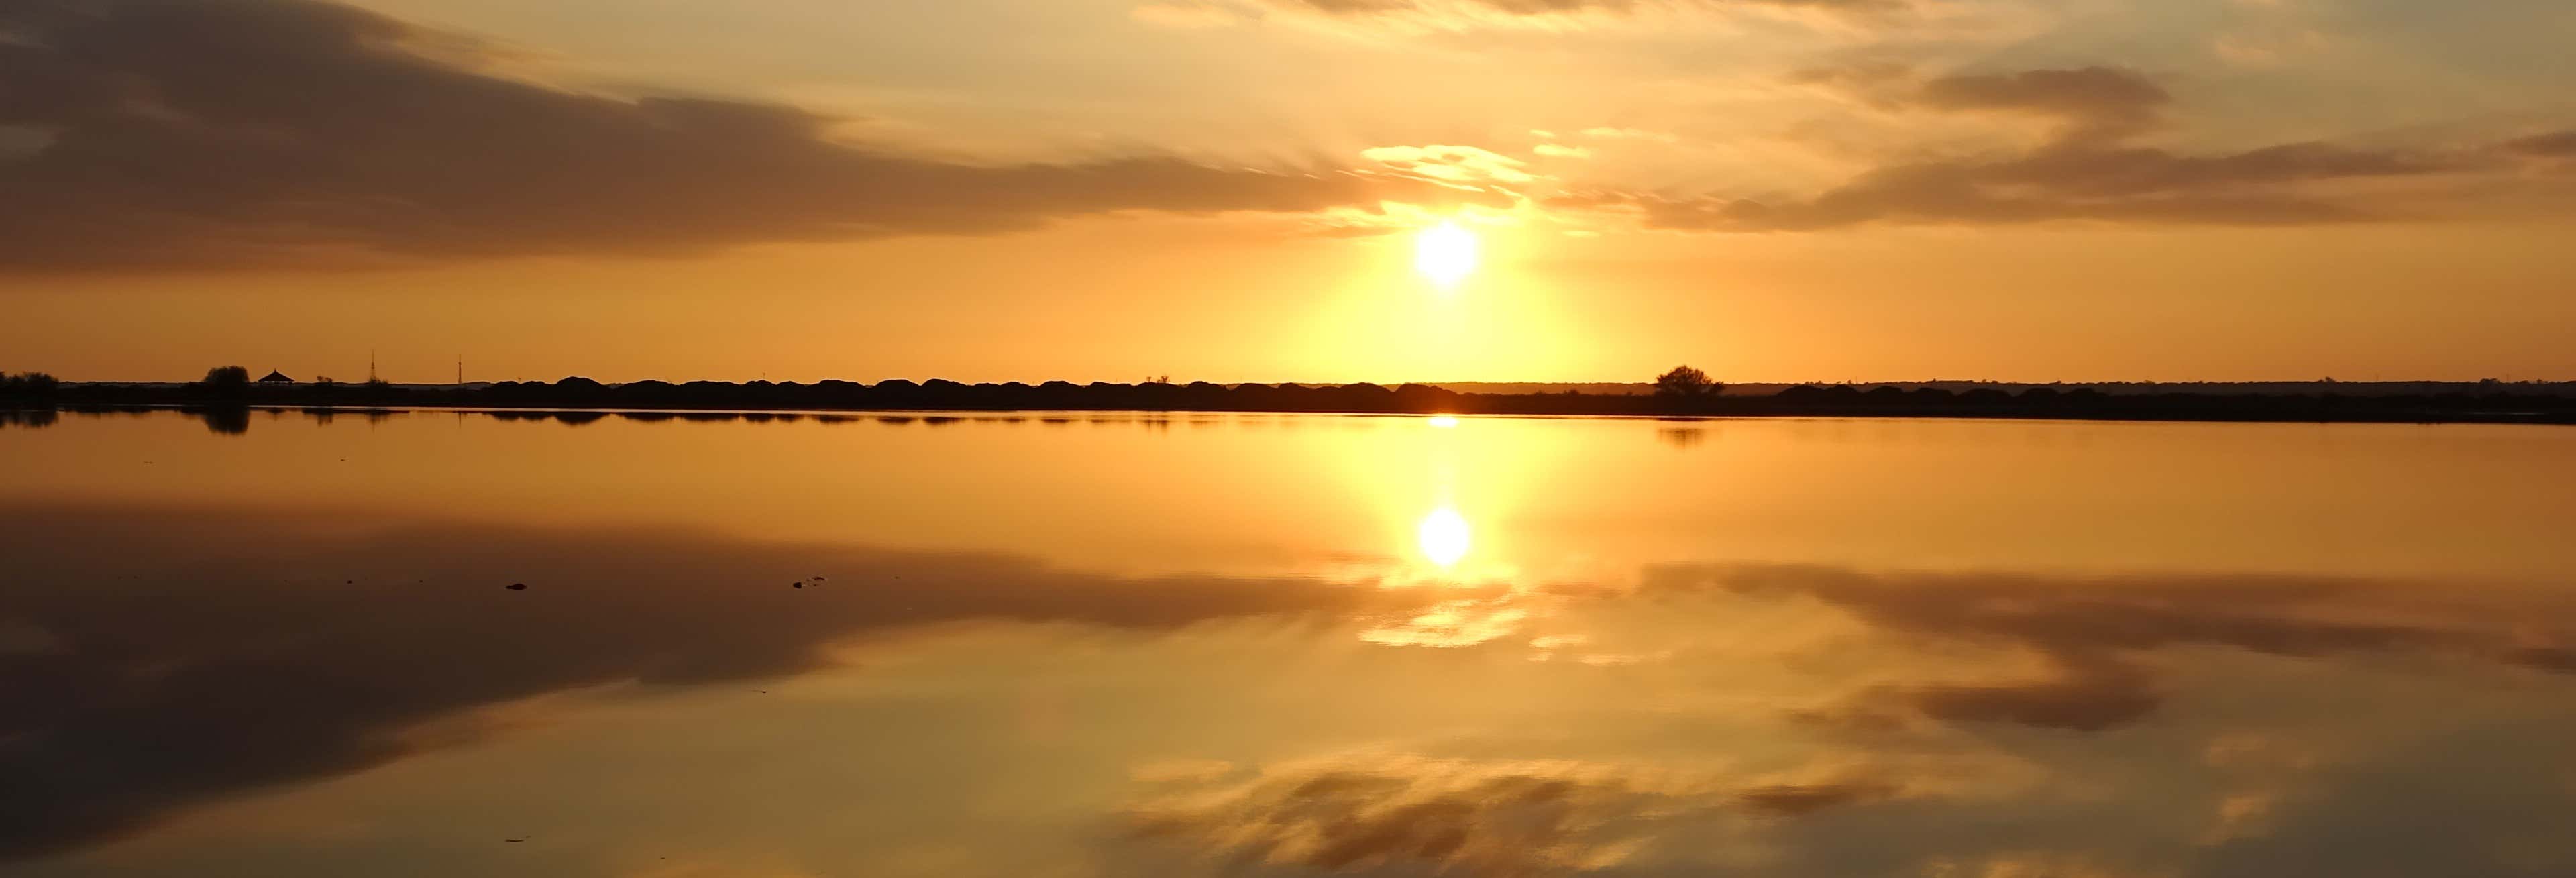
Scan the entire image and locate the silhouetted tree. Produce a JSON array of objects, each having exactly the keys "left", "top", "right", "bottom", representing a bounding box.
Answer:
[
  {"left": 1654, "top": 365, "right": 1719, "bottom": 399},
  {"left": 201, "top": 366, "right": 250, "bottom": 390},
  {"left": 197, "top": 365, "right": 252, "bottom": 402}
]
